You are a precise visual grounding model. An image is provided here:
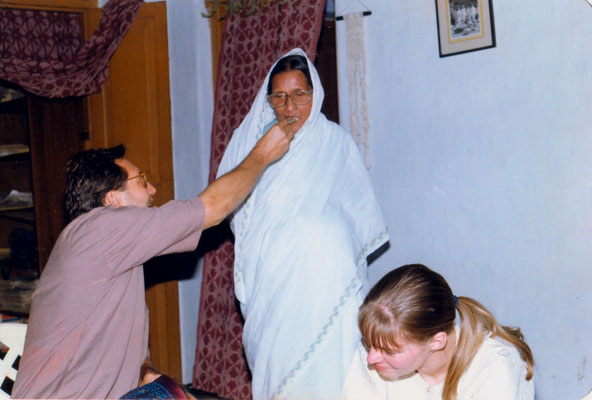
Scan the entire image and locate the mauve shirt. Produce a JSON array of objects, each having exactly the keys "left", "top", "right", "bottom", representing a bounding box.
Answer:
[{"left": 12, "top": 198, "right": 204, "bottom": 399}]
